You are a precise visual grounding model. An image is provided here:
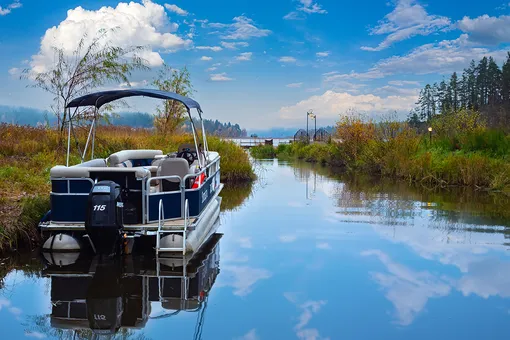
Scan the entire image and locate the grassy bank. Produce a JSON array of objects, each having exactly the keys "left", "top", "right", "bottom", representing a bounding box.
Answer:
[
  {"left": 251, "top": 117, "right": 510, "bottom": 192},
  {"left": 0, "top": 124, "right": 255, "bottom": 253}
]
